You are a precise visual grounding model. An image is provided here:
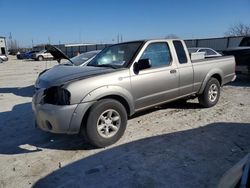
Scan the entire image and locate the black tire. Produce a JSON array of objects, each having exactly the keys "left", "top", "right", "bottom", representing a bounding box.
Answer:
[
  {"left": 83, "top": 99, "right": 127, "bottom": 148},
  {"left": 198, "top": 78, "right": 220, "bottom": 108},
  {"left": 37, "top": 56, "right": 44, "bottom": 61}
]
